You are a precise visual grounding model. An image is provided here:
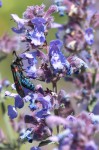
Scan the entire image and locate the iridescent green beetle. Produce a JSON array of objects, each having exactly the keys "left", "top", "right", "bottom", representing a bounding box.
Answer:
[{"left": 11, "top": 52, "right": 35, "bottom": 98}]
